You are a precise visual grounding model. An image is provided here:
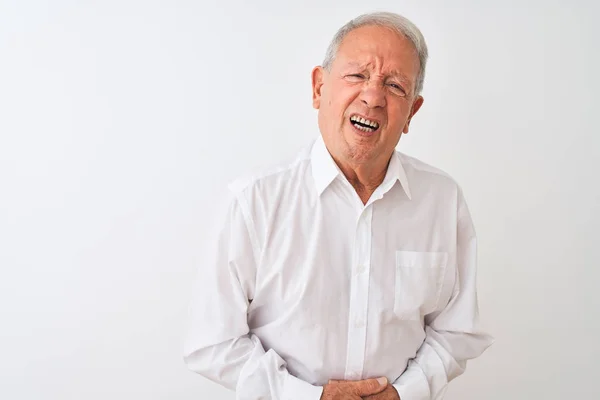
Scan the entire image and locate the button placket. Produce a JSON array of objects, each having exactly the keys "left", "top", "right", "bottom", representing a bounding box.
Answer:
[{"left": 344, "top": 206, "right": 373, "bottom": 380}]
